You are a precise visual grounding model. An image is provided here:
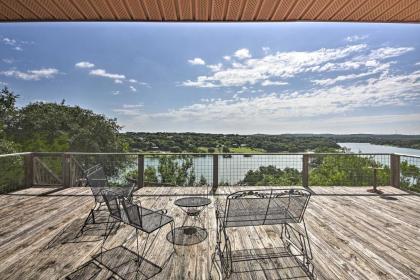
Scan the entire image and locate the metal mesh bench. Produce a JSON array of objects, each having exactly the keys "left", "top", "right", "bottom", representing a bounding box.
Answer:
[{"left": 213, "top": 189, "right": 315, "bottom": 279}]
